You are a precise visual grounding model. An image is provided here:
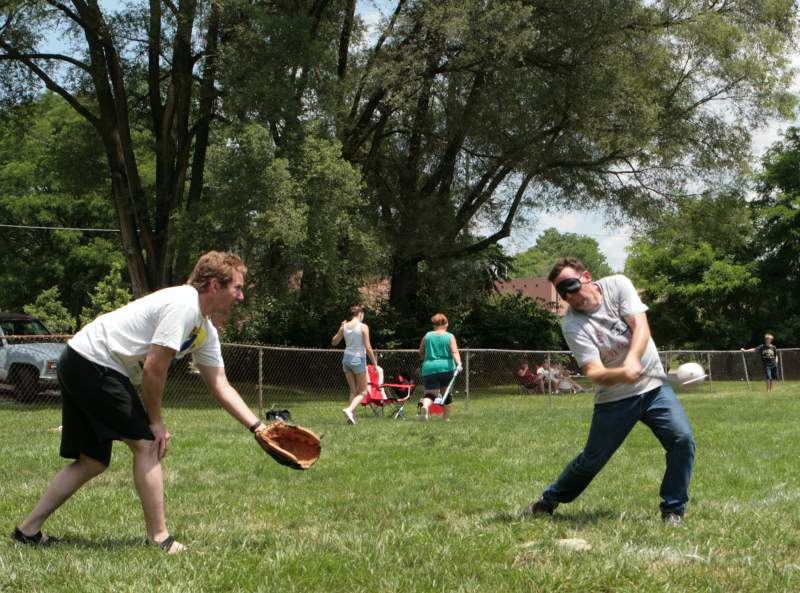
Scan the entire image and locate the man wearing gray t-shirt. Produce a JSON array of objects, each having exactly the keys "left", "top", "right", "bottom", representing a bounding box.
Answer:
[{"left": 522, "top": 257, "right": 695, "bottom": 525}]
